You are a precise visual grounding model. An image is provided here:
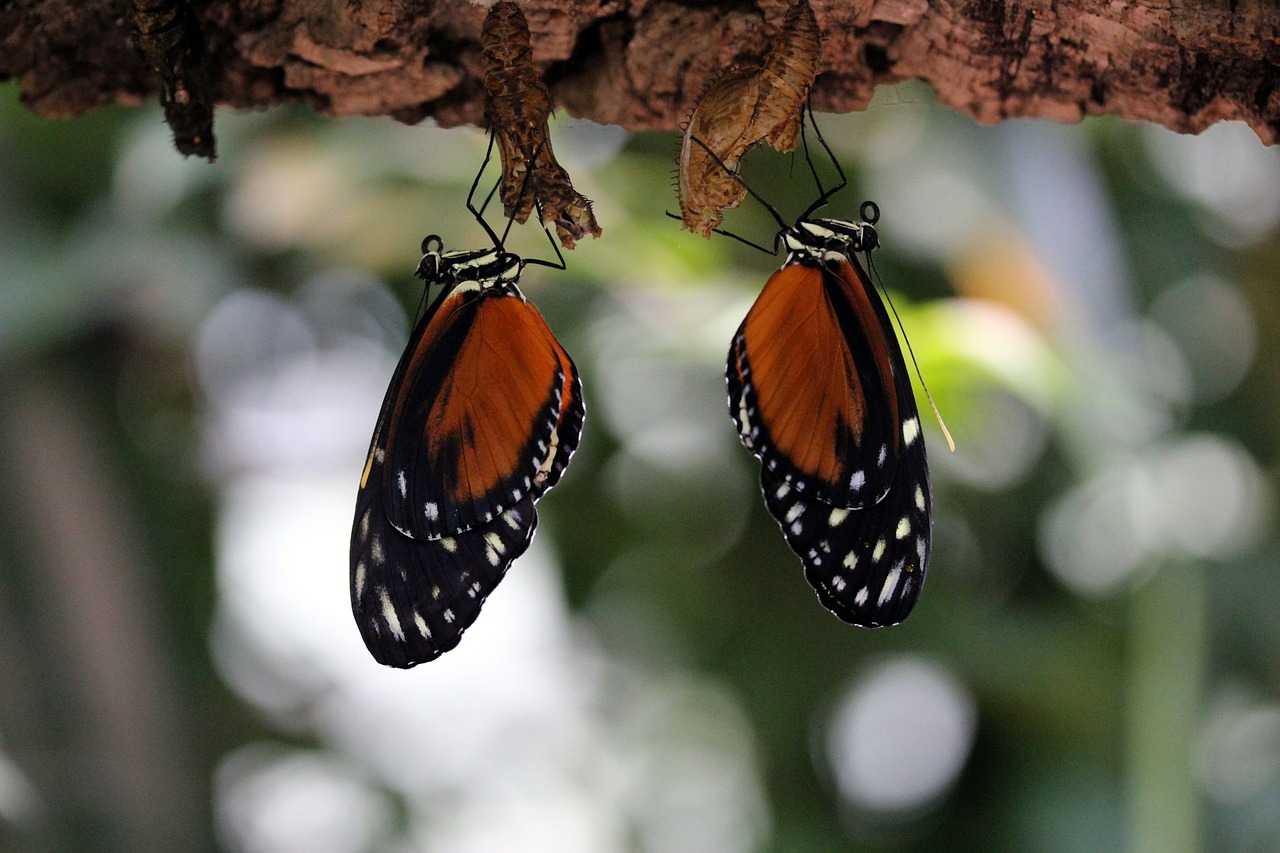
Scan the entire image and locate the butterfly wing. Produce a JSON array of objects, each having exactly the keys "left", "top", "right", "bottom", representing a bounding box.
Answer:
[
  {"left": 760, "top": 426, "right": 930, "bottom": 627},
  {"left": 731, "top": 254, "right": 933, "bottom": 625},
  {"left": 380, "top": 284, "right": 584, "bottom": 539},
  {"left": 351, "top": 407, "right": 539, "bottom": 667},
  {"left": 727, "top": 260, "right": 904, "bottom": 508}
]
